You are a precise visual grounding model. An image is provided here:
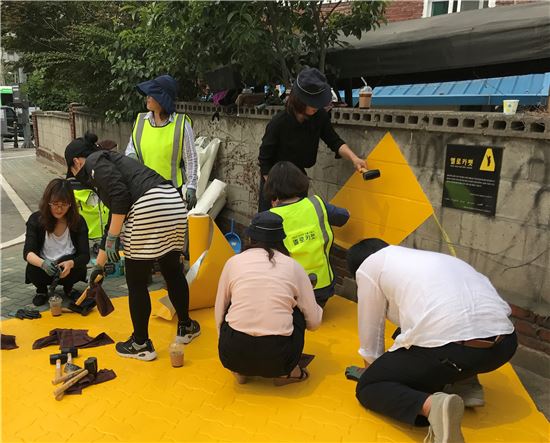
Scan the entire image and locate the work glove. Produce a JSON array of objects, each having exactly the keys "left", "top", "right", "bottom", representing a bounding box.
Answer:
[
  {"left": 41, "top": 259, "right": 59, "bottom": 277},
  {"left": 89, "top": 264, "right": 105, "bottom": 286},
  {"left": 104, "top": 233, "right": 120, "bottom": 263},
  {"left": 14, "top": 309, "right": 41, "bottom": 320},
  {"left": 185, "top": 188, "right": 197, "bottom": 210},
  {"left": 344, "top": 365, "right": 366, "bottom": 382}
]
